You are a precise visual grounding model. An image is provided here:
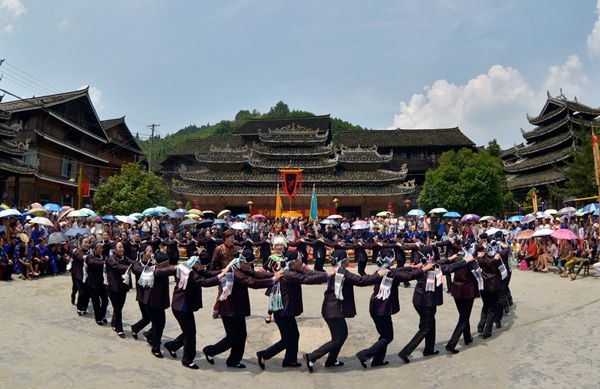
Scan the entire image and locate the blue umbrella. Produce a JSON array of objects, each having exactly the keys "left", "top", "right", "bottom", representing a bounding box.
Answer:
[
  {"left": 212, "top": 219, "right": 227, "bottom": 225},
  {"left": 155, "top": 206, "right": 171, "bottom": 213},
  {"left": 594, "top": 209, "right": 599, "bottom": 216},
  {"left": 64, "top": 227, "right": 92, "bottom": 237},
  {"left": 142, "top": 207, "right": 159, "bottom": 216},
  {"left": 236, "top": 214, "right": 247, "bottom": 220},
  {"left": 102, "top": 215, "right": 118, "bottom": 222},
  {"left": 43, "top": 203, "right": 62, "bottom": 212},
  {"left": 508, "top": 215, "right": 524, "bottom": 222},
  {"left": 174, "top": 208, "right": 188, "bottom": 214},
  {"left": 320, "top": 219, "right": 339, "bottom": 225},
  {"left": 79, "top": 208, "right": 97, "bottom": 218},
  {"left": 443, "top": 211, "right": 461, "bottom": 218},
  {"left": 582, "top": 203, "right": 599, "bottom": 214},
  {"left": 407, "top": 209, "right": 425, "bottom": 217}
]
